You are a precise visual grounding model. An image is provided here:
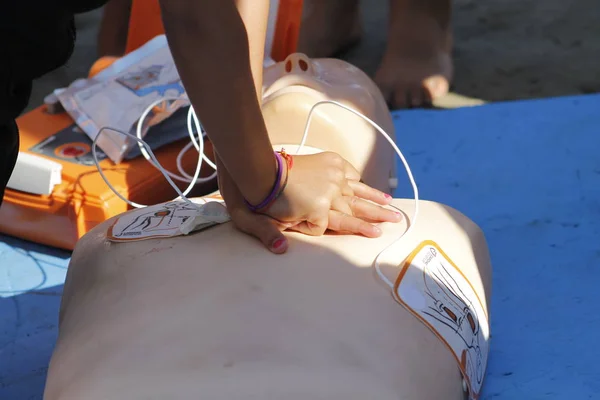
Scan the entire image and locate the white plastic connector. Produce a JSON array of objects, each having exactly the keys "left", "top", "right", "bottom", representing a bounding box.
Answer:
[{"left": 6, "top": 152, "right": 63, "bottom": 195}]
